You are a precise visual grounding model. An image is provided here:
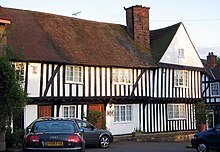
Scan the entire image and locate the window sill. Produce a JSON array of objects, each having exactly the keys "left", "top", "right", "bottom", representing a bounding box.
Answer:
[
  {"left": 167, "top": 118, "right": 186, "bottom": 121},
  {"left": 113, "top": 121, "right": 133, "bottom": 125},
  {"left": 174, "top": 86, "right": 188, "bottom": 88},
  {"left": 113, "top": 83, "right": 132, "bottom": 85},
  {"left": 65, "top": 81, "right": 84, "bottom": 85}
]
